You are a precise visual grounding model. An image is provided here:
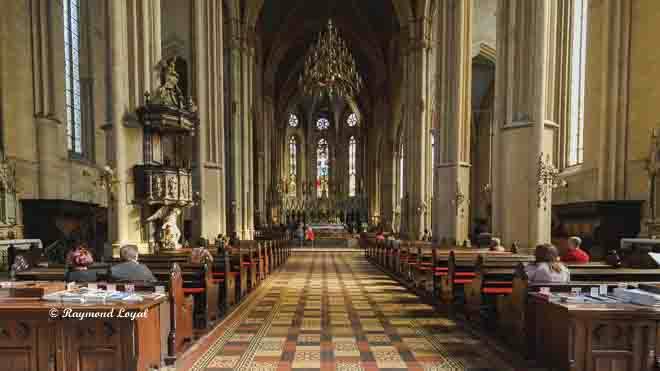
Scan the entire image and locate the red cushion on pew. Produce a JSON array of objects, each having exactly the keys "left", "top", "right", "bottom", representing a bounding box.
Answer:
[
  {"left": 455, "top": 272, "right": 476, "bottom": 277},
  {"left": 434, "top": 272, "right": 447, "bottom": 276},
  {"left": 183, "top": 288, "right": 205, "bottom": 294},
  {"left": 434, "top": 267, "right": 448, "bottom": 271},
  {"left": 484, "top": 281, "right": 513, "bottom": 285},
  {"left": 212, "top": 272, "right": 225, "bottom": 277},
  {"left": 482, "top": 287, "right": 513, "bottom": 294},
  {"left": 454, "top": 279, "right": 473, "bottom": 284}
]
